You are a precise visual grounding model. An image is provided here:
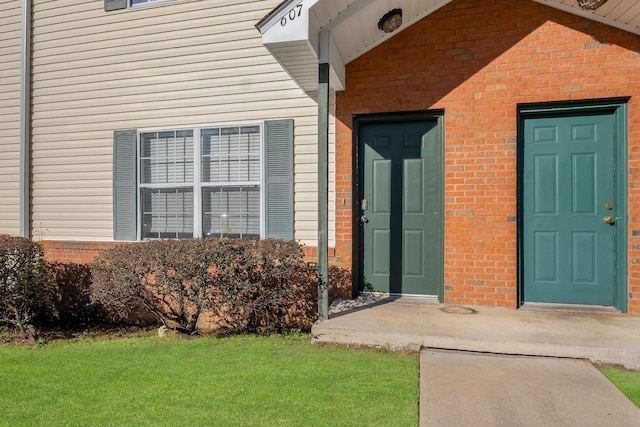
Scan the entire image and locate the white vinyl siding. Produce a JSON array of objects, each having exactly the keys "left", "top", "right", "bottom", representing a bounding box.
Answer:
[
  {"left": 30, "top": 0, "right": 335, "bottom": 245},
  {"left": 0, "top": 0, "right": 22, "bottom": 235}
]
